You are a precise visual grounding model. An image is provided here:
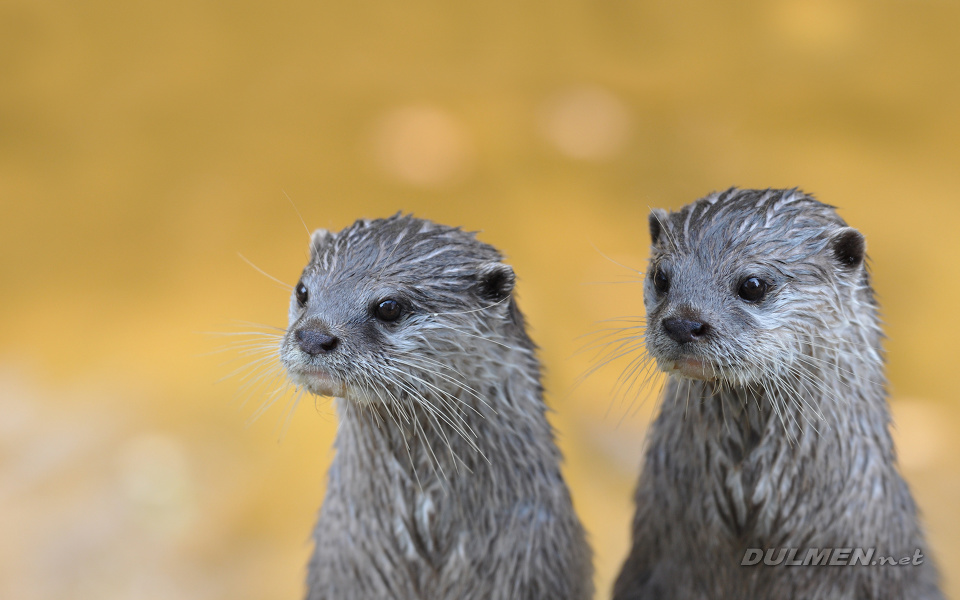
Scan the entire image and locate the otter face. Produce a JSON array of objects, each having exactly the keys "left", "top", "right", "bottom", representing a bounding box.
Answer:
[
  {"left": 279, "top": 214, "right": 517, "bottom": 406},
  {"left": 643, "top": 188, "right": 869, "bottom": 386}
]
